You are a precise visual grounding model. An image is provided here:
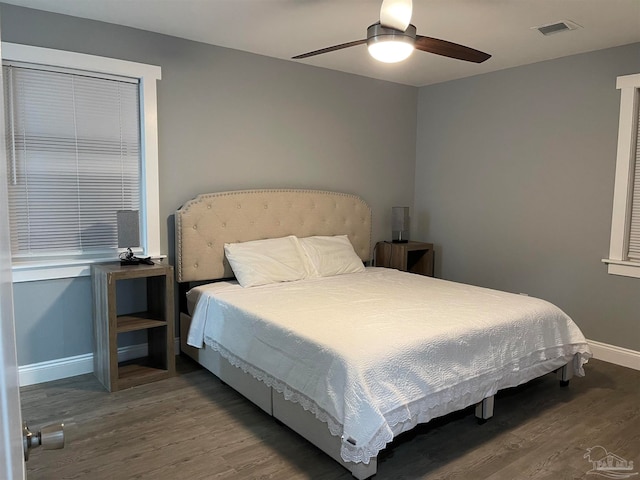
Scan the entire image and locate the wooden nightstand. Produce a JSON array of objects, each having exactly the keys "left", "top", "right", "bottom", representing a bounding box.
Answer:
[
  {"left": 91, "top": 263, "right": 175, "bottom": 392},
  {"left": 375, "top": 241, "right": 435, "bottom": 277}
]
